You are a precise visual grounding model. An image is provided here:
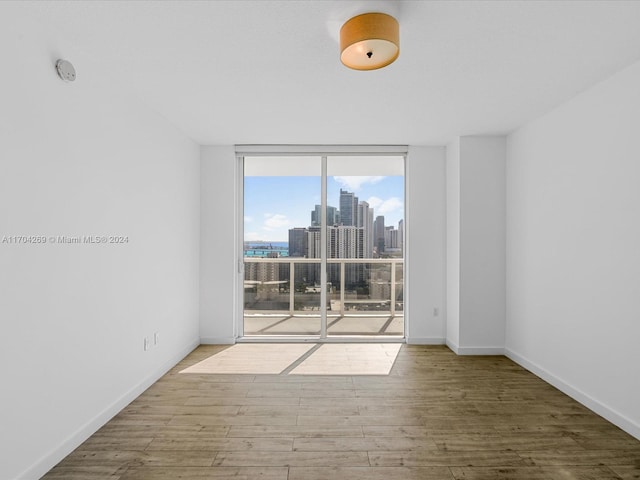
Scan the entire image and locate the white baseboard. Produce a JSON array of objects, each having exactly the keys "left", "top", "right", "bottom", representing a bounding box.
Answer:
[
  {"left": 446, "top": 338, "right": 459, "bottom": 354},
  {"left": 457, "top": 346, "right": 505, "bottom": 355},
  {"left": 505, "top": 348, "right": 640, "bottom": 441},
  {"left": 20, "top": 338, "right": 200, "bottom": 480},
  {"left": 406, "top": 337, "right": 446, "bottom": 345},
  {"left": 200, "top": 336, "right": 236, "bottom": 345},
  {"left": 446, "top": 340, "right": 504, "bottom": 355}
]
